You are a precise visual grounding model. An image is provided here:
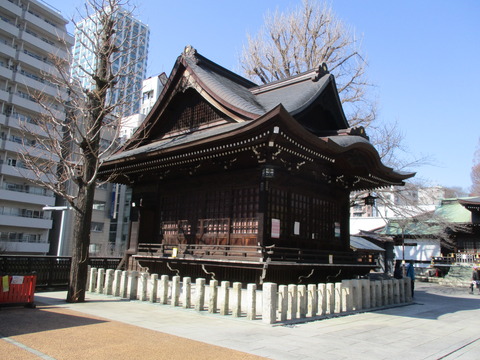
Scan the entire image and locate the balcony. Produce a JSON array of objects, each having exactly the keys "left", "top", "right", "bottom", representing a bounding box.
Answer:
[
  {"left": 0, "top": 41, "right": 16, "bottom": 58},
  {"left": 0, "top": 214, "right": 53, "bottom": 229},
  {"left": 0, "top": 64, "right": 14, "bottom": 80},
  {"left": 0, "top": 88, "right": 10, "bottom": 102},
  {"left": 0, "top": 113, "right": 6, "bottom": 126},
  {"left": 14, "top": 71, "right": 60, "bottom": 98},
  {"left": 2, "top": 241, "right": 50, "bottom": 254},
  {"left": 17, "top": 52, "right": 60, "bottom": 79},
  {"left": 0, "top": 17, "right": 20, "bottom": 38},
  {"left": 6, "top": 115, "right": 50, "bottom": 137},
  {"left": 24, "top": 12, "right": 74, "bottom": 46},
  {"left": 19, "top": 30, "right": 69, "bottom": 59},
  {"left": 1, "top": 139, "right": 60, "bottom": 162},
  {"left": 0, "top": 0, "right": 23, "bottom": 17},
  {"left": 0, "top": 188, "right": 55, "bottom": 206},
  {"left": 0, "top": 163, "right": 56, "bottom": 183},
  {"left": 11, "top": 92, "right": 42, "bottom": 113}
]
